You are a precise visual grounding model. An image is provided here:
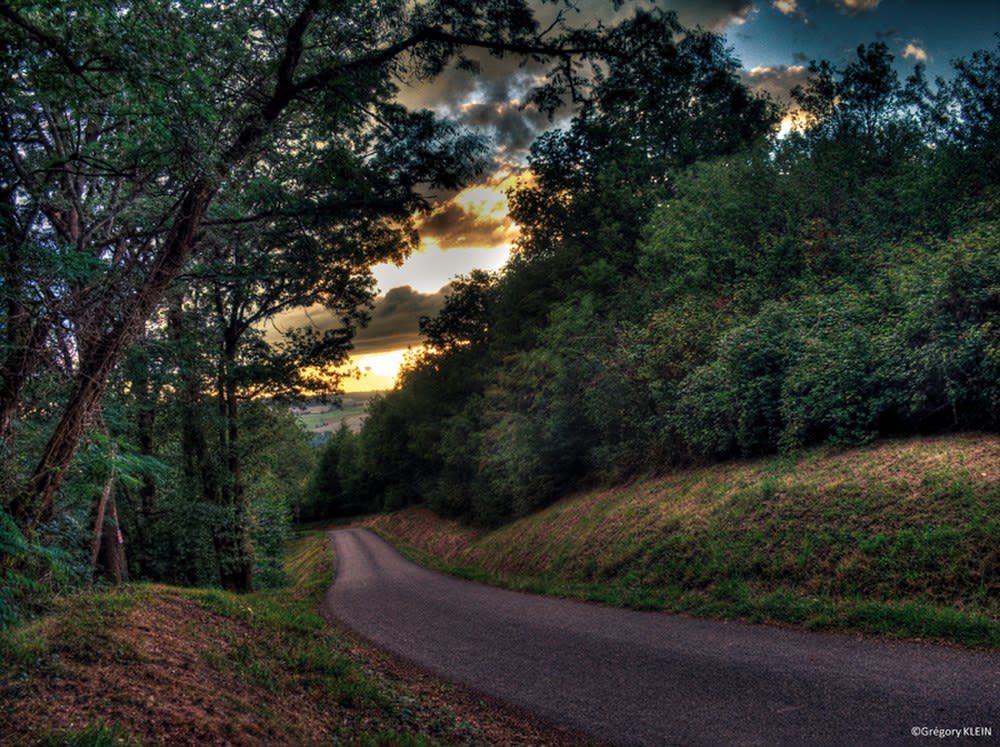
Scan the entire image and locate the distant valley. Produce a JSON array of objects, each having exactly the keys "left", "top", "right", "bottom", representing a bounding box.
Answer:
[{"left": 292, "top": 392, "right": 377, "bottom": 439}]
